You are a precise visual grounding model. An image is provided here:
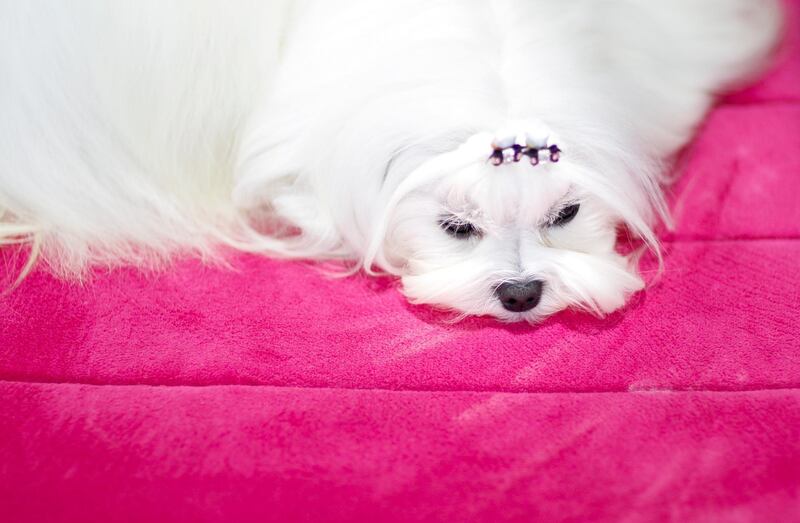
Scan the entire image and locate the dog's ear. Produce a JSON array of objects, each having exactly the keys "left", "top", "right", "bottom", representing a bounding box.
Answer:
[{"left": 362, "top": 134, "right": 499, "bottom": 275}]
